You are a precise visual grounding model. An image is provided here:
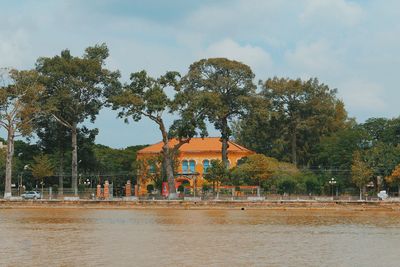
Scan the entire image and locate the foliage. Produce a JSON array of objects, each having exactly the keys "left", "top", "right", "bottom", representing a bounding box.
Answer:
[
  {"left": 109, "top": 70, "right": 207, "bottom": 196},
  {"left": 31, "top": 154, "right": 54, "bottom": 181},
  {"left": 0, "top": 69, "right": 43, "bottom": 197},
  {"left": 231, "top": 154, "right": 278, "bottom": 186},
  {"left": 277, "top": 177, "right": 297, "bottom": 195},
  {"left": 386, "top": 164, "right": 400, "bottom": 185},
  {"left": 386, "top": 164, "right": 400, "bottom": 195},
  {"left": 351, "top": 151, "right": 373, "bottom": 198},
  {"left": 204, "top": 159, "right": 230, "bottom": 191},
  {"left": 36, "top": 43, "right": 120, "bottom": 193},
  {"left": 182, "top": 58, "right": 256, "bottom": 167},
  {"left": 236, "top": 77, "right": 347, "bottom": 166}
]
